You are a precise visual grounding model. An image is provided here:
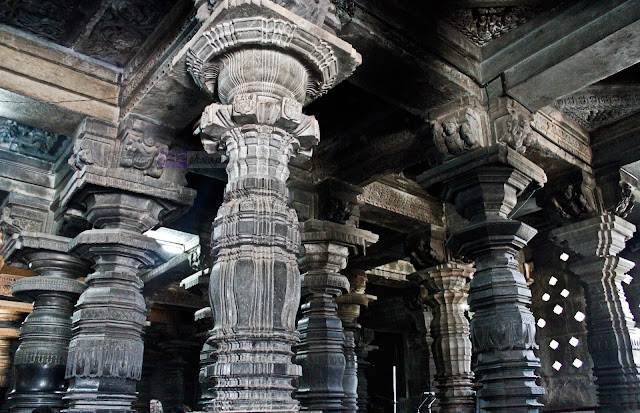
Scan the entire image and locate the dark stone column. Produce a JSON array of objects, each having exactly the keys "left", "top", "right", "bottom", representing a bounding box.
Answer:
[
  {"left": 551, "top": 214, "right": 640, "bottom": 411},
  {"left": 54, "top": 114, "right": 196, "bottom": 411},
  {"left": 185, "top": 2, "right": 361, "bottom": 411},
  {"left": 354, "top": 328, "right": 376, "bottom": 413},
  {"left": 295, "top": 220, "right": 376, "bottom": 412},
  {"left": 2, "top": 233, "right": 90, "bottom": 412},
  {"left": 417, "top": 143, "right": 546, "bottom": 412}
]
